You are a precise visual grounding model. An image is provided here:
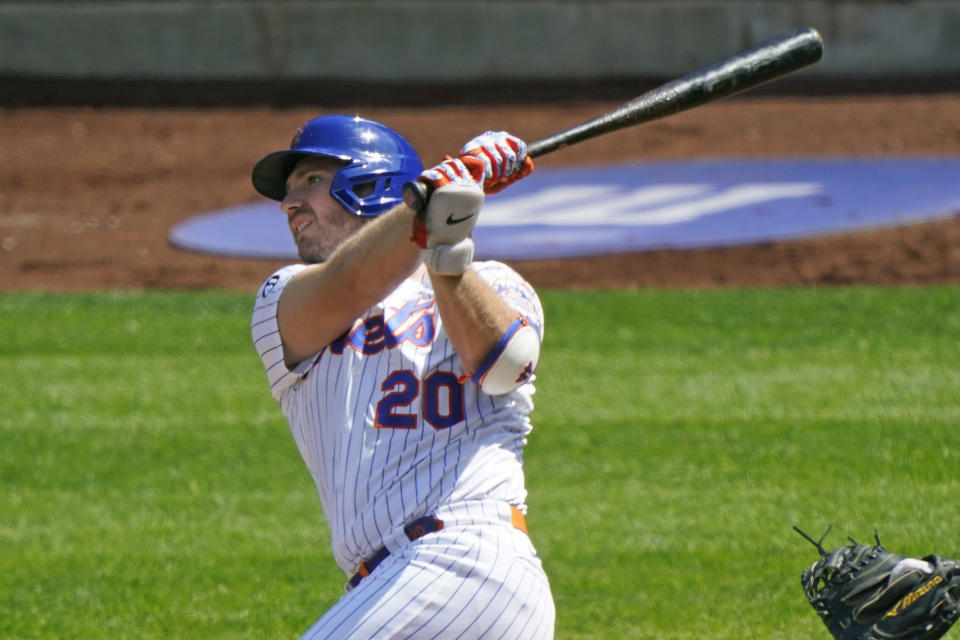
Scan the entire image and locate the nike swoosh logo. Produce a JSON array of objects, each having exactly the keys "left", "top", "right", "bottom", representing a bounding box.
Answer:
[{"left": 446, "top": 212, "right": 475, "bottom": 225}]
